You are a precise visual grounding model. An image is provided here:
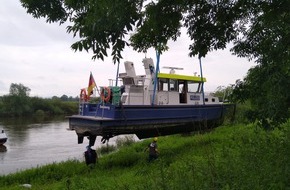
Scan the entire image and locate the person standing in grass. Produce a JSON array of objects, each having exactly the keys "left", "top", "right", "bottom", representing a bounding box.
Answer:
[
  {"left": 146, "top": 137, "right": 159, "bottom": 162},
  {"left": 84, "top": 145, "right": 97, "bottom": 168}
]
